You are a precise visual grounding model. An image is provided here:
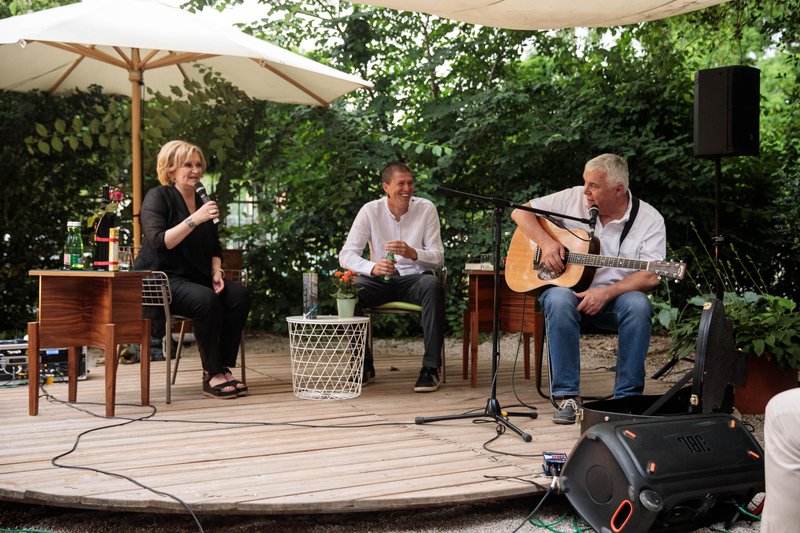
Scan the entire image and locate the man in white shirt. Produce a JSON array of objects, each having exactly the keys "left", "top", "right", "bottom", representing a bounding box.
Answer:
[
  {"left": 511, "top": 154, "right": 666, "bottom": 424},
  {"left": 339, "top": 162, "right": 446, "bottom": 392}
]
